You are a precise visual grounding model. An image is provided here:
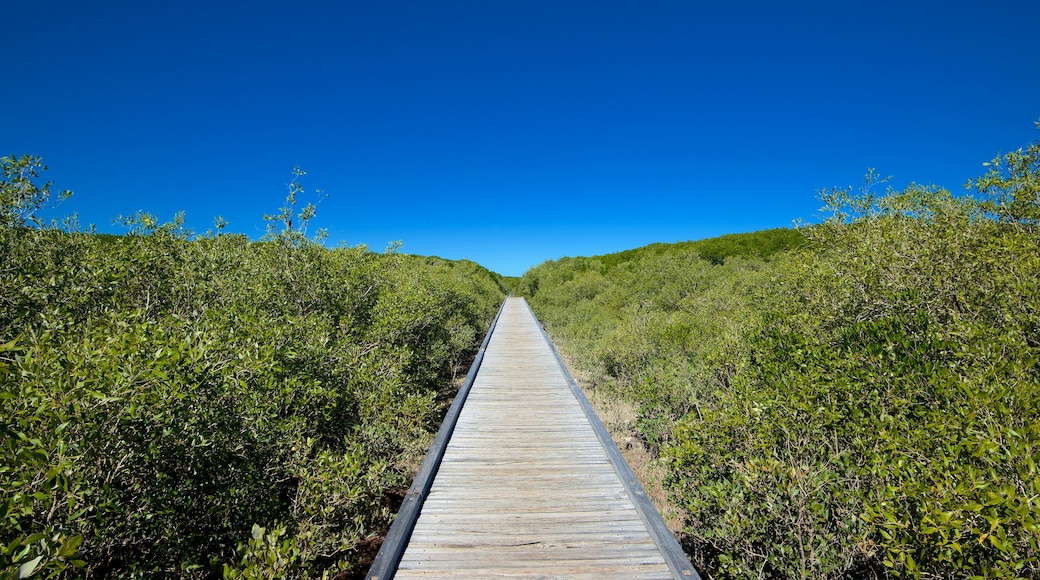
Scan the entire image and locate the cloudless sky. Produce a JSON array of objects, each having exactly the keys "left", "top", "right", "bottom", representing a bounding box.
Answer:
[{"left": 5, "top": 0, "right": 1039, "bottom": 276}]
